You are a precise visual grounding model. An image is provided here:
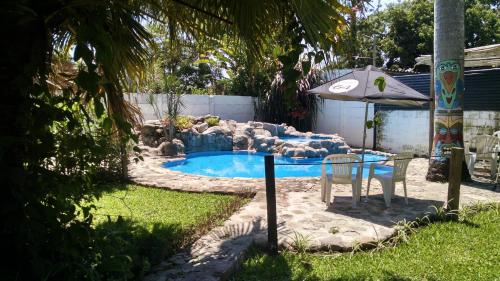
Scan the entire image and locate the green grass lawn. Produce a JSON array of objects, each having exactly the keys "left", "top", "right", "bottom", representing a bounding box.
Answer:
[
  {"left": 92, "top": 184, "right": 240, "bottom": 229},
  {"left": 232, "top": 204, "right": 500, "bottom": 281},
  {"left": 89, "top": 184, "right": 250, "bottom": 279}
]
